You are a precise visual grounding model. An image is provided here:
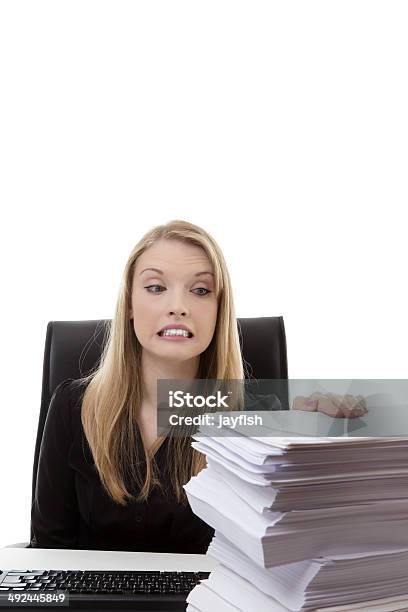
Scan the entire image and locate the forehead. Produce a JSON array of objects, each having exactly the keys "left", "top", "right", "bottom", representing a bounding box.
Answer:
[{"left": 135, "top": 240, "right": 213, "bottom": 274}]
